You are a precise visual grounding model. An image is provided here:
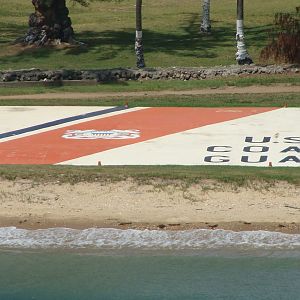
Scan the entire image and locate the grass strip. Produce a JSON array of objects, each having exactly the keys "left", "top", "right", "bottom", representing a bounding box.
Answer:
[
  {"left": 0, "top": 165, "right": 299, "bottom": 186},
  {"left": 1, "top": 93, "right": 299, "bottom": 107}
]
